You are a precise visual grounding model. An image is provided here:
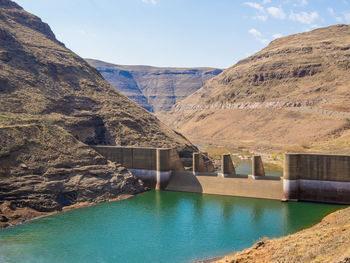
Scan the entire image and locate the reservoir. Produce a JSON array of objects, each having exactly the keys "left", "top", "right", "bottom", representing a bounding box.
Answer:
[{"left": 0, "top": 191, "right": 345, "bottom": 263}]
